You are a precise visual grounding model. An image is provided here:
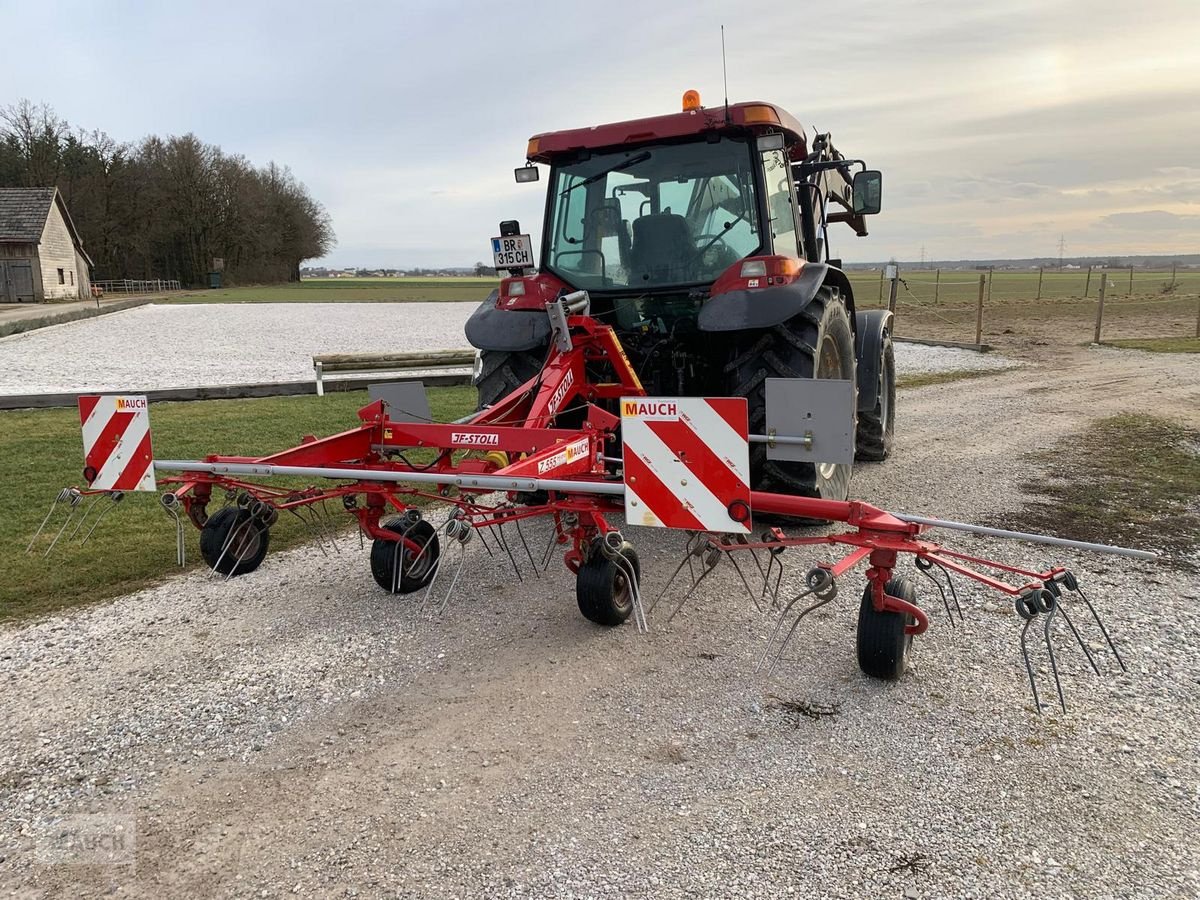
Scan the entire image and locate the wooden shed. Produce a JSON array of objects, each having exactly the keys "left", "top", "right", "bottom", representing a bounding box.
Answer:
[{"left": 0, "top": 187, "right": 93, "bottom": 302}]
